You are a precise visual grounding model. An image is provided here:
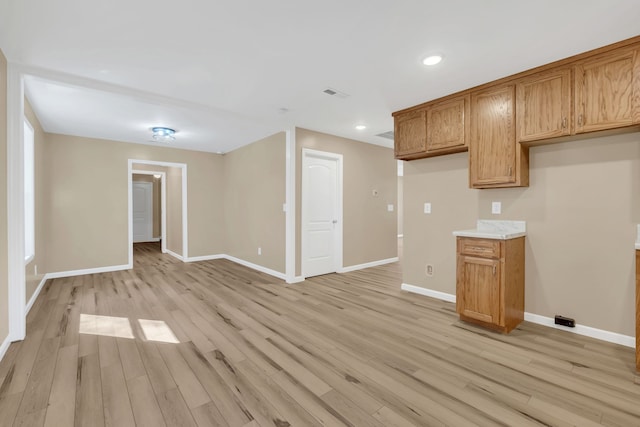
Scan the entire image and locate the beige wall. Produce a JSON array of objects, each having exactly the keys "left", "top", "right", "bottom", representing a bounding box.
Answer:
[
  {"left": 0, "top": 50, "right": 8, "bottom": 341},
  {"left": 24, "top": 99, "right": 47, "bottom": 301},
  {"left": 45, "top": 134, "right": 225, "bottom": 272},
  {"left": 404, "top": 132, "right": 640, "bottom": 336},
  {"left": 166, "top": 167, "right": 183, "bottom": 255},
  {"left": 223, "top": 132, "right": 286, "bottom": 273},
  {"left": 296, "top": 128, "right": 397, "bottom": 275},
  {"left": 132, "top": 173, "right": 161, "bottom": 238}
]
